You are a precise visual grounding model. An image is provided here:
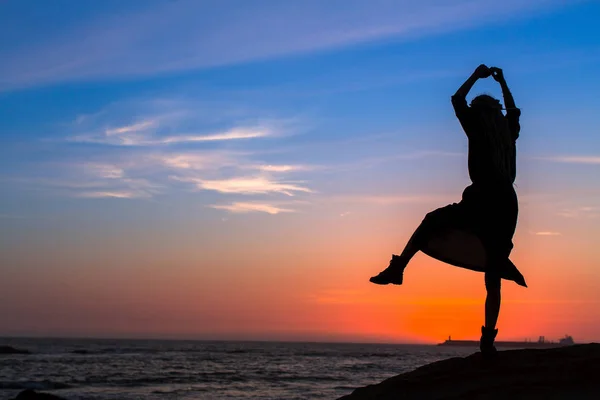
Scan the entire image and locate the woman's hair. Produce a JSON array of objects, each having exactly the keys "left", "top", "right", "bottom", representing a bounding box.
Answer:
[
  {"left": 470, "top": 94, "right": 502, "bottom": 110},
  {"left": 470, "top": 94, "right": 514, "bottom": 182}
]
